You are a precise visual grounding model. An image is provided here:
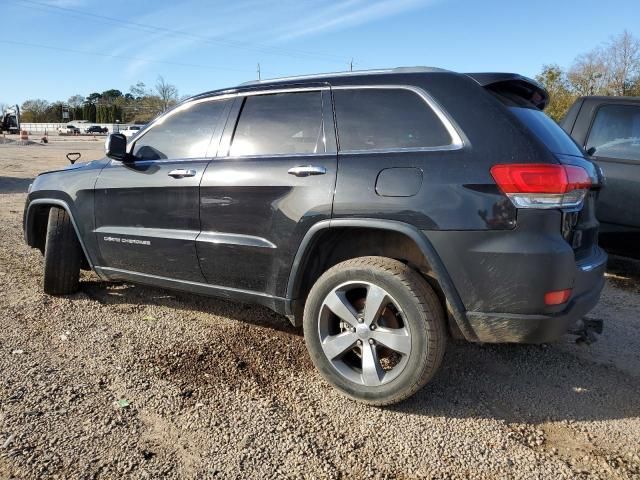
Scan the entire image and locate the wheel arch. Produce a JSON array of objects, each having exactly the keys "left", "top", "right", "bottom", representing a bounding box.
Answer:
[
  {"left": 25, "top": 199, "right": 93, "bottom": 269},
  {"left": 286, "top": 218, "right": 477, "bottom": 341}
]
